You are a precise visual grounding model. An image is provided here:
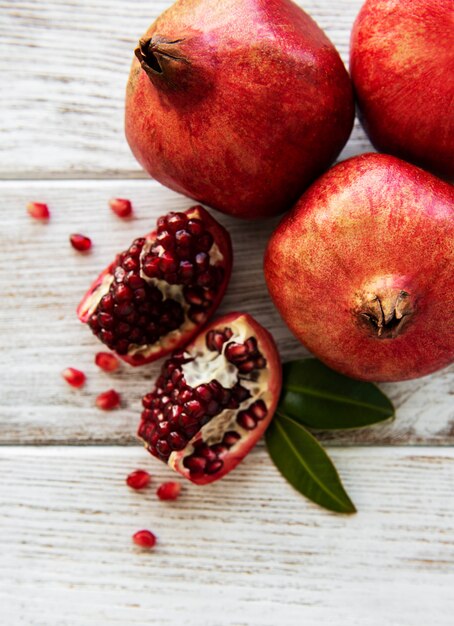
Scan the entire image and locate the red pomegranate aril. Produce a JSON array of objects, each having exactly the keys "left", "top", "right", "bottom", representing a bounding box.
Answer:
[
  {"left": 187, "top": 219, "right": 204, "bottom": 236},
  {"left": 238, "top": 360, "right": 256, "bottom": 374},
  {"left": 183, "top": 455, "right": 207, "bottom": 473},
  {"left": 70, "top": 234, "right": 92, "bottom": 252},
  {"left": 184, "top": 399, "right": 205, "bottom": 418},
  {"left": 109, "top": 198, "right": 133, "bottom": 218},
  {"left": 223, "top": 431, "right": 241, "bottom": 447},
  {"left": 159, "top": 251, "right": 178, "bottom": 273},
  {"left": 197, "top": 232, "right": 214, "bottom": 252},
  {"left": 157, "top": 421, "right": 171, "bottom": 436},
  {"left": 210, "top": 443, "right": 227, "bottom": 456},
  {"left": 62, "top": 367, "right": 86, "bottom": 388},
  {"left": 142, "top": 256, "right": 160, "bottom": 278},
  {"left": 27, "top": 202, "right": 50, "bottom": 220},
  {"left": 95, "top": 352, "right": 120, "bottom": 372},
  {"left": 132, "top": 529, "right": 156, "bottom": 549},
  {"left": 168, "top": 431, "right": 187, "bottom": 450},
  {"left": 195, "top": 252, "right": 209, "bottom": 270},
  {"left": 126, "top": 469, "right": 151, "bottom": 490},
  {"left": 237, "top": 411, "right": 257, "bottom": 430},
  {"left": 99, "top": 312, "right": 114, "bottom": 329},
  {"left": 156, "top": 481, "right": 181, "bottom": 500},
  {"left": 251, "top": 400, "right": 267, "bottom": 420},
  {"left": 166, "top": 212, "right": 188, "bottom": 233},
  {"left": 156, "top": 439, "right": 171, "bottom": 457},
  {"left": 225, "top": 343, "right": 248, "bottom": 361},
  {"left": 195, "top": 384, "right": 212, "bottom": 403},
  {"left": 198, "top": 445, "right": 217, "bottom": 461},
  {"left": 206, "top": 460, "right": 224, "bottom": 474},
  {"left": 96, "top": 389, "right": 121, "bottom": 410}
]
